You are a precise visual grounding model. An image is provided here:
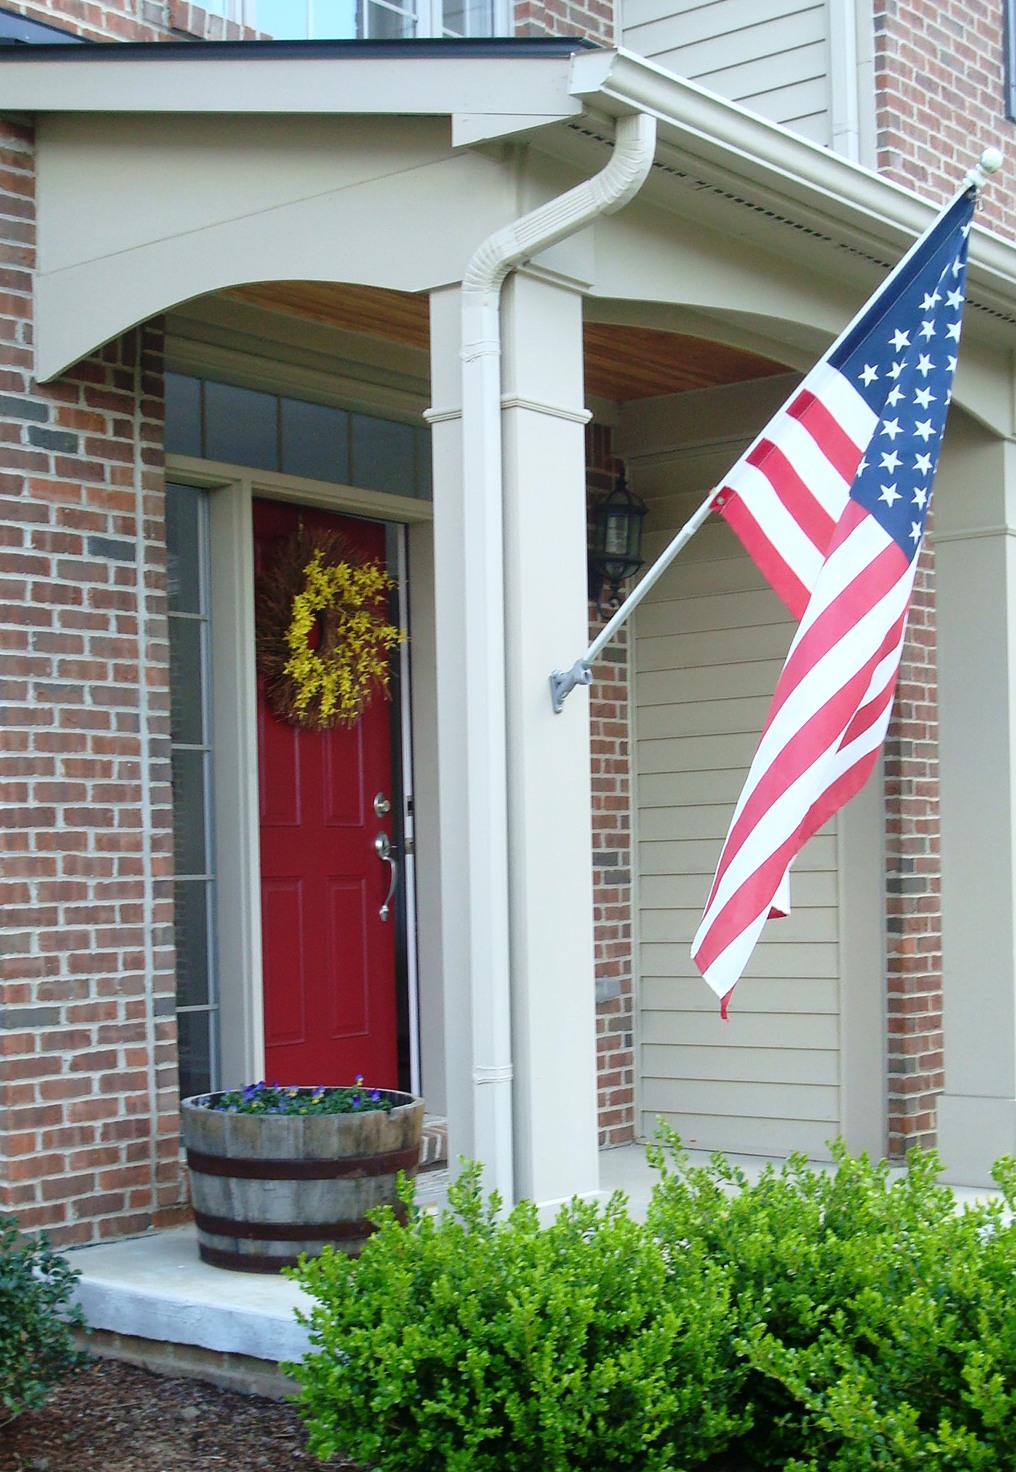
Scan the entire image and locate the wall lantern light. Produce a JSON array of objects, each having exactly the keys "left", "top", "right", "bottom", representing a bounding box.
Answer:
[{"left": 588, "top": 468, "right": 648, "bottom": 617}]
